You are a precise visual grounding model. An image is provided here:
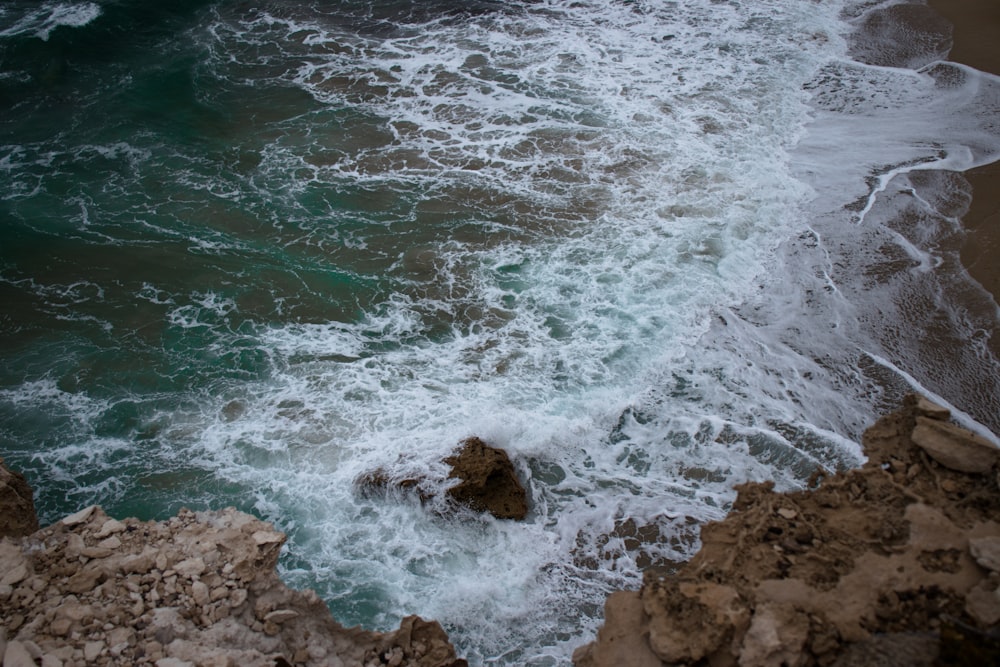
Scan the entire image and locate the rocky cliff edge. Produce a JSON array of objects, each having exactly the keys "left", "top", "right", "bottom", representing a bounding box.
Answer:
[
  {"left": 0, "top": 501, "right": 465, "bottom": 667},
  {"left": 574, "top": 395, "right": 1000, "bottom": 666}
]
